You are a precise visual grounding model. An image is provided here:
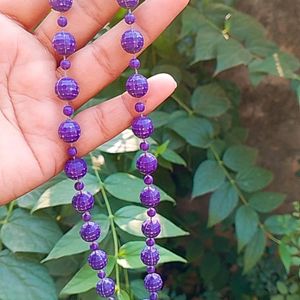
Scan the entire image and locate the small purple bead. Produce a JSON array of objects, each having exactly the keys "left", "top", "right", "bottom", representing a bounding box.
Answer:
[
  {"left": 55, "top": 77, "right": 79, "bottom": 101},
  {"left": 57, "top": 16, "right": 68, "bottom": 27},
  {"left": 147, "top": 208, "right": 157, "bottom": 218},
  {"left": 137, "top": 153, "right": 158, "bottom": 175},
  {"left": 98, "top": 270, "right": 106, "bottom": 279},
  {"left": 52, "top": 32, "right": 76, "bottom": 56},
  {"left": 132, "top": 116, "right": 154, "bottom": 139},
  {"left": 64, "top": 158, "right": 87, "bottom": 180},
  {"left": 74, "top": 181, "right": 85, "bottom": 191},
  {"left": 58, "top": 119, "right": 81, "bottom": 143},
  {"left": 142, "top": 219, "right": 161, "bottom": 238},
  {"left": 140, "top": 187, "right": 160, "bottom": 208},
  {"left": 90, "top": 242, "right": 99, "bottom": 251},
  {"left": 150, "top": 292, "right": 158, "bottom": 300},
  {"left": 50, "top": 0, "right": 73, "bottom": 12},
  {"left": 96, "top": 278, "right": 115, "bottom": 298},
  {"left": 125, "top": 12, "right": 136, "bottom": 24},
  {"left": 144, "top": 175, "right": 154, "bottom": 185},
  {"left": 63, "top": 105, "right": 74, "bottom": 116},
  {"left": 121, "top": 29, "right": 144, "bottom": 54},
  {"left": 141, "top": 246, "right": 160, "bottom": 266},
  {"left": 88, "top": 250, "right": 108, "bottom": 270},
  {"left": 135, "top": 102, "right": 145, "bottom": 113},
  {"left": 72, "top": 192, "right": 94, "bottom": 213},
  {"left": 117, "top": 0, "right": 139, "bottom": 9},
  {"left": 130, "top": 58, "right": 141, "bottom": 70},
  {"left": 67, "top": 146, "right": 77, "bottom": 157},
  {"left": 80, "top": 221, "right": 101, "bottom": 242},
  {"left": 126, "top": 74, "right": 148, "bottom": 98},
  {"left": 82, "top": 212, "right": 91, "bottom": 222},
  {"left": 140, "top": 141, "right": 150, "bottom": 151},
  {"left": 147, "top": 266, "right": 156, "bottom": 274},
  {"left": 146, "top": 238, "right": 155, "bottom": 247},
  {"left": 60, "top": 59, "right": 71, "bottom": 70},
  {"left": 144, "top": 273, "right": 163, "bottom": 293}
]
